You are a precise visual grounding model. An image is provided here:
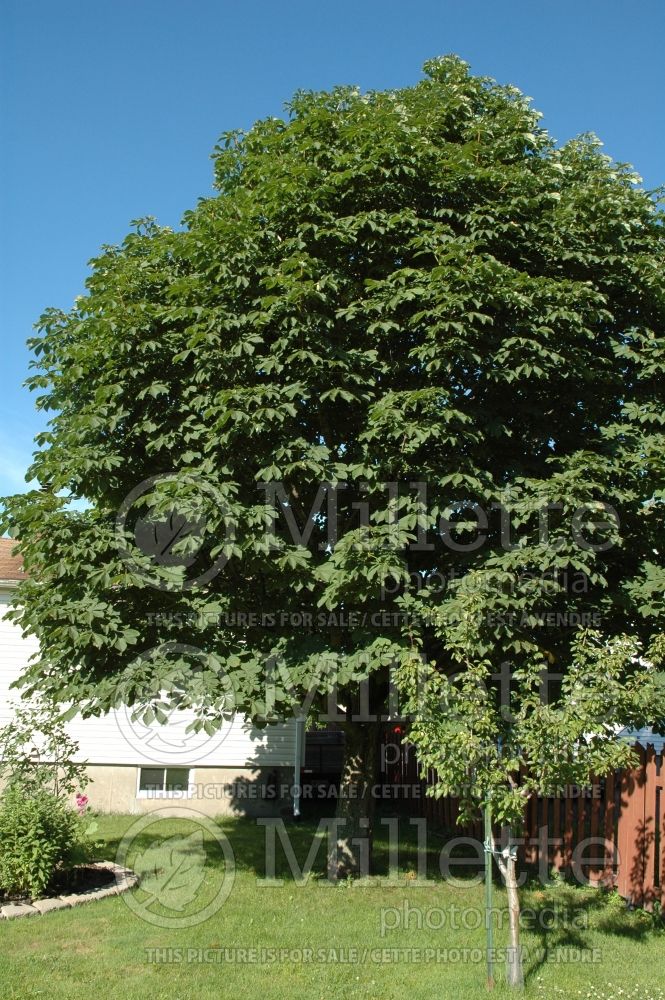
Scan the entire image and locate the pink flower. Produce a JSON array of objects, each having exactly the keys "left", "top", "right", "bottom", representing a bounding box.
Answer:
[{"left": 75, "top": 793, "right": 89, "bottom": 815}]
